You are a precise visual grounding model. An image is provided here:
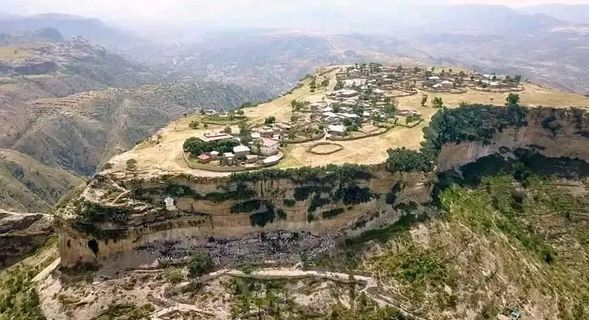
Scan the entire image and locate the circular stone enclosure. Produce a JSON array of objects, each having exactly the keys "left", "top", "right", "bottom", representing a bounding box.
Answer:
[{"left": 307, "top": 142, "right": 344, "bottom": 155}]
